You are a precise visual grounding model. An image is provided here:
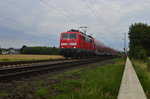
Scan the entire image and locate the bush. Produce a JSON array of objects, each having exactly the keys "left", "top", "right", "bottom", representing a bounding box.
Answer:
[
  {"left": 35, "top": 88, "right": 48, "bottom": 97},
  {"left": 147, "top": 61, "right": 150, "bottom": 72},
  {"left": 136, "top": 49, "right": 147, "bottom": 60}
]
